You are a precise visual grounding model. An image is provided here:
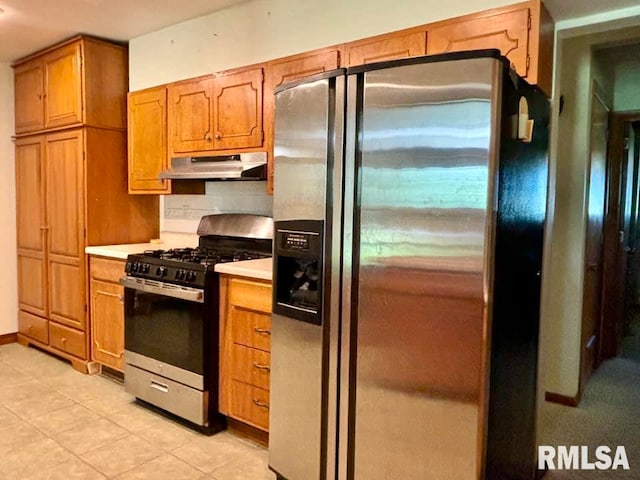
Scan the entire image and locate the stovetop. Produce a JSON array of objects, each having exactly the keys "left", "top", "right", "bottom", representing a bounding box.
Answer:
[
  {"left": 124, "top": 245, "right": 271, "bottom": 289},
  {"left": 143, "top": 247, "right": 269, "bottom": 266}
]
